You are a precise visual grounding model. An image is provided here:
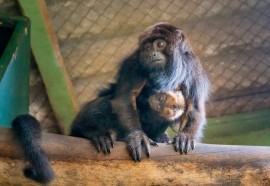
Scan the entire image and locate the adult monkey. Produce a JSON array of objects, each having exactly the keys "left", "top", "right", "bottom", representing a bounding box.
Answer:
[
  {"left": 12, "top": 23, "right": 210, "bottom": 181},
  {"left": 72, "top": 22, "right": 210, "bottom": 161}
]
